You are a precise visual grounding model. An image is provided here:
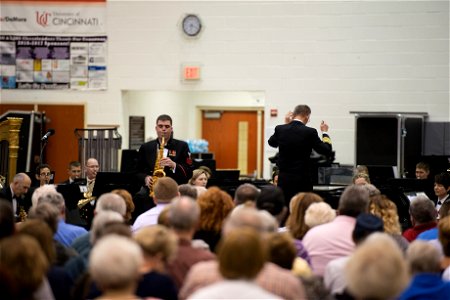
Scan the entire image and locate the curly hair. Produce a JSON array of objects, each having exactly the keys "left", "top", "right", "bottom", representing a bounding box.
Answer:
[
  {"left": 286, "top": 192, "right": 324, "bottom": 239},
  {"left": 369, "top": 194, "right": 401, "bottom": 235},
  {"left": 197, "top": 187, "right": 234, "bottom": 233}
]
